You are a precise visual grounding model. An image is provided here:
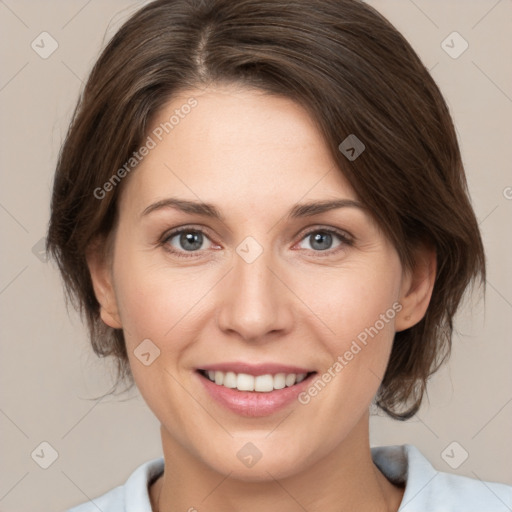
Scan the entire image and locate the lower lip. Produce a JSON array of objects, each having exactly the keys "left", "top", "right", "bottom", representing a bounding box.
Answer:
[{"left": 196, "top": 371, "right": 315, "bottom": 417}]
